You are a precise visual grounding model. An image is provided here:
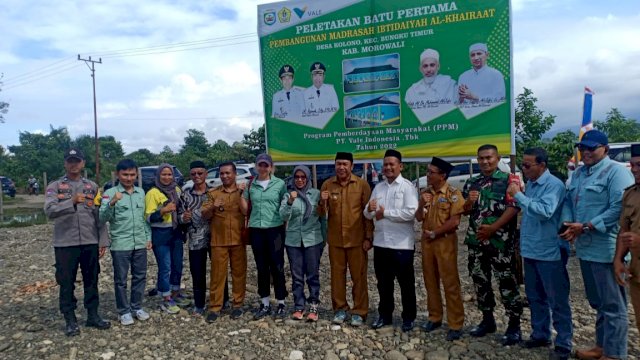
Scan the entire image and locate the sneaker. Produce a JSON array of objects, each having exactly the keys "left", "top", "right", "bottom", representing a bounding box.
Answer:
[
  {"left": 274, "top": 304, "right": 287, "bottom": 319},
  {"left": 350, "top": 314, "right": 364, "bottom": 327},
  {"left": 206, "top": 312, "right": 219, "bottom": 323},
  {"left": 172, "top": 292, "right": 192, "bottom": 307},
  {"left": 230, "top": 308, "right": 243, "bottom": 320},
  {"left": 332, "top": 310, "right": 347, "bottom": 324},
  {"left": 160, "top": 298, "right": 180, "bottom": 314},
  {"left": 119, "top": 313, "right": 134, "bottom": 326},
  {"left": 253, "top": 304, "right": 271, "bottom": 320},
  {"left": 291, "top": 309, "right": 305, "bottom": 320},
  {"left": 191, "top": 307, "right": 205, "bottom": 317},
  {"left": 307, "top": 304, "right": 319, "bottom": 322},
  {"left": 133, "top": 309, "right": 150, "bottom": 321}
]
